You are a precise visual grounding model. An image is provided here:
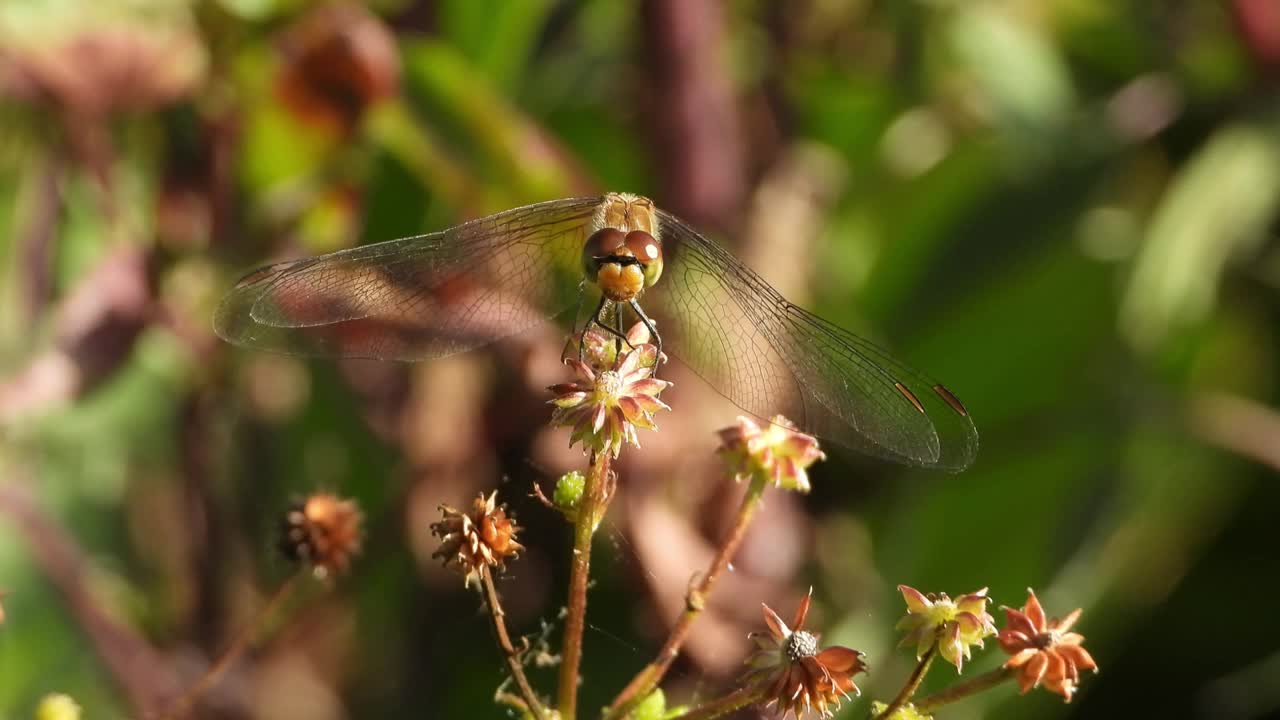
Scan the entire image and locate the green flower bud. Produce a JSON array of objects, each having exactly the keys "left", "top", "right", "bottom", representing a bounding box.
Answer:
[{"left": 554, "top": 471, "right": 586, "bottom": 514}]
